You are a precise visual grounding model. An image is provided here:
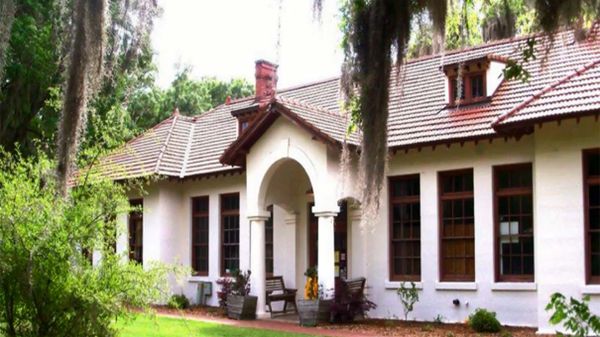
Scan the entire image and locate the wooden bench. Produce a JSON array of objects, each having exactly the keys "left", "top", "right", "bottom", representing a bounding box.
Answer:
[
  {"left": 333, "top": 277, "right": 368, "bottom": 322},
  {"left": 266, "top": 276, "right": 297, "bottom": 317}
]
